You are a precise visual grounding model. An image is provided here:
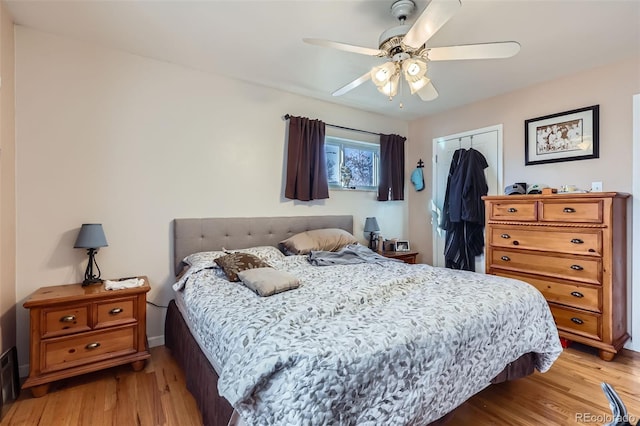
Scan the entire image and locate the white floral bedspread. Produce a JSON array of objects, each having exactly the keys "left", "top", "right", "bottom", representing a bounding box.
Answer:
[{"left": 175, "top": 255, "right": 562, "bottom": 425}]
